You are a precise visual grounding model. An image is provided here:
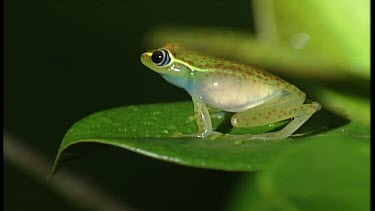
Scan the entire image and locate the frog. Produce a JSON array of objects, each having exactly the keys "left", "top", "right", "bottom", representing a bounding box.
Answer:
[{"left": 140, "top": 43, "right": 321, "bottom": 141}]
